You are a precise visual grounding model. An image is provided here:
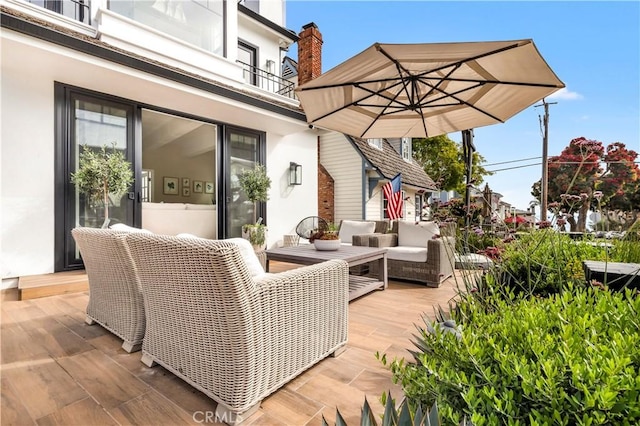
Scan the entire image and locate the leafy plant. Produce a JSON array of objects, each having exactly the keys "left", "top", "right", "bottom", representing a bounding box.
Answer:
[
  {"left": 242, "top": 222, "right": 267, "bottom": 247},
  {"left": 309, "top": 222, "right": 340, "bottom": 242},
  {"left": 238, "top": 164, "right": 271, "bottom": 247},
  {"left": 238, "top": 164, "right": 271, "bottom": 206},
  {"left": 322, "top": 392, "right": 468, "bottom": 426},
  {"left": 386, "top": 286, "right": 640, "bottom": 425},
  {"left": 70, "top": 143, "right": 133, "bottom": 227}
]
